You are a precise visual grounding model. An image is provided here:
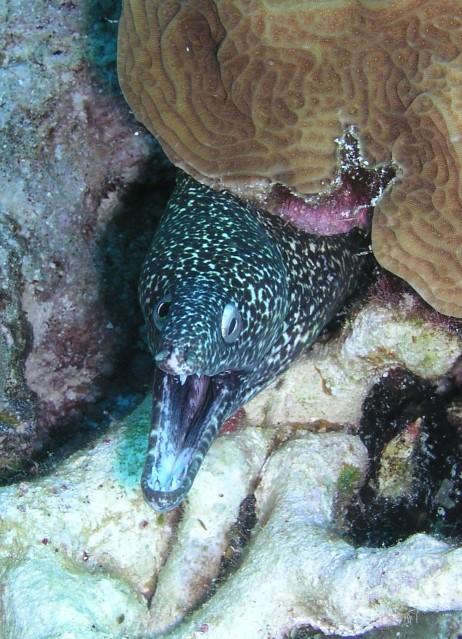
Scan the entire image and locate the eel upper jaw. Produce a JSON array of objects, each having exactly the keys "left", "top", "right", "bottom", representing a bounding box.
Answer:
[{"left": 141, "top": 367, "right": 241, "bottom": 512}]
